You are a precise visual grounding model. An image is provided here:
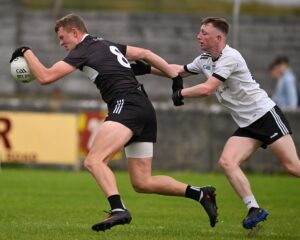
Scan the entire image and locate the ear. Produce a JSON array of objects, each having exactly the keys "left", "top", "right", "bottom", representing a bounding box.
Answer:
[
  {"left": 71, "top": 27, "right": 78, "bottom": 38},
  {"left": 217, "top": 34, "right": 223, "bottom": 41}
]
